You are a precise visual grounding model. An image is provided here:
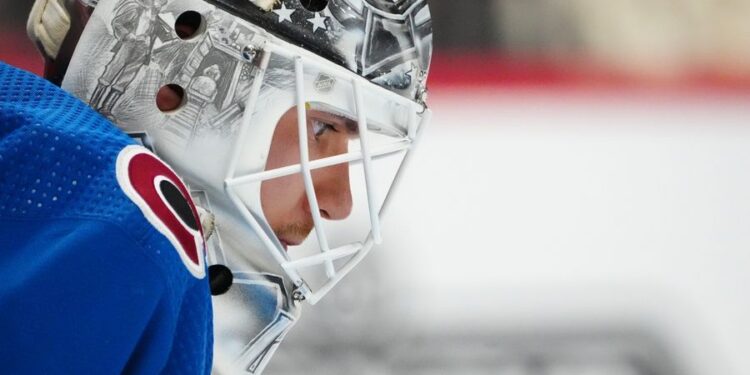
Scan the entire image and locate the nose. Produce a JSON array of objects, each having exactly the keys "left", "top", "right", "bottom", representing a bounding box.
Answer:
[{"left": 312, "top": 163, "right": 353, "bottom": 220}]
